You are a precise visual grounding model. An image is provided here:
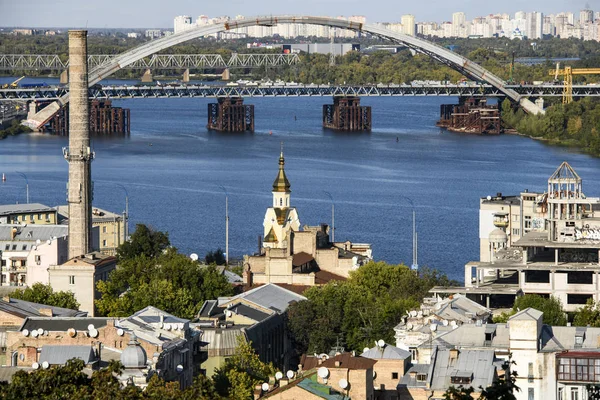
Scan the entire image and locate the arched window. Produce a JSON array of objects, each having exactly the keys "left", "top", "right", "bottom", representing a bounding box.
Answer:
[{"left": 280, "top": 198, "right": 283, "bottom": 206}]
